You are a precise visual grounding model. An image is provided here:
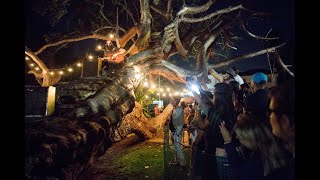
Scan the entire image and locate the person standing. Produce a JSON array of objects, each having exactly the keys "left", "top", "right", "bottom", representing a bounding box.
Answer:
[{"left": 168, "top": 97, "right": 187, "bottom": 168}]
